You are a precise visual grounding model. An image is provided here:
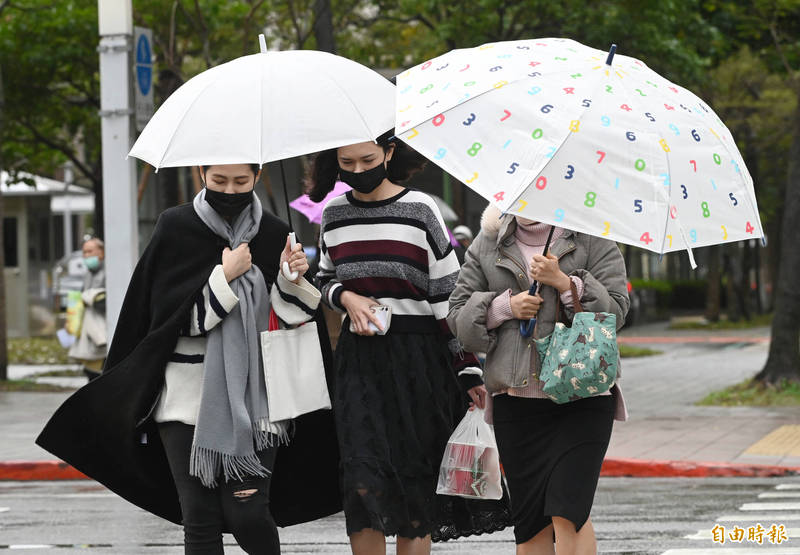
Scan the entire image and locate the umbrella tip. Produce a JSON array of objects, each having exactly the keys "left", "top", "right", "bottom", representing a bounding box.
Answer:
[
  {"left": 605, "top": 44, "right": 617, "bottom": 66},
  {"left": 259, "top": 34, "right": 267, "bottom": 54}
]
